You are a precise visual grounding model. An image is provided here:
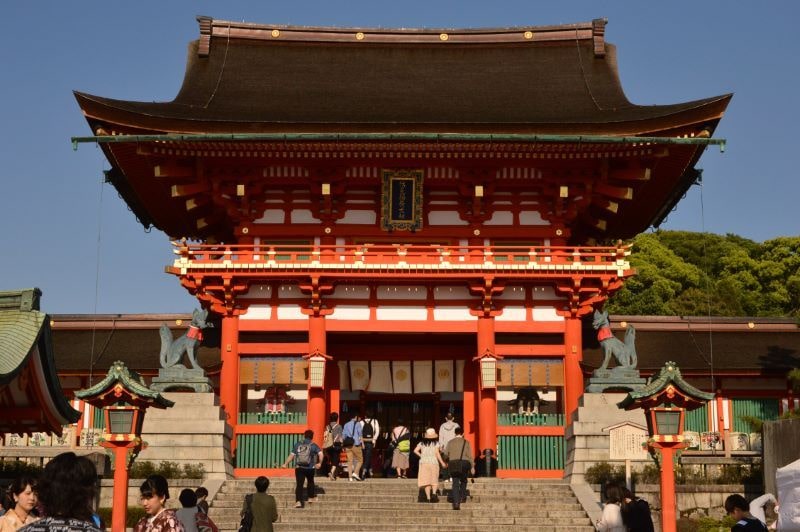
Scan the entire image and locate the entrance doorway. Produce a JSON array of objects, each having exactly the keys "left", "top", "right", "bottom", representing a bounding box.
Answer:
[{"left": 338, "top": 394, "right": 463, "bottom": 477}]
